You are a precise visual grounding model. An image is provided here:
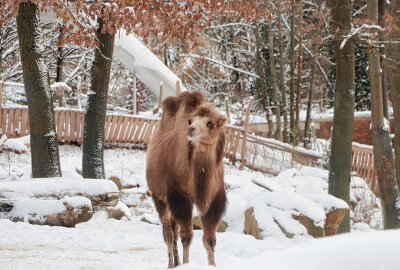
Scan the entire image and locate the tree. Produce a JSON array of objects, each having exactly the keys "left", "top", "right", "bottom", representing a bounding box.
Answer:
[
  {"left": 304, "top": 0, "right": 323, "bottom": 148},
  {"left": 16, "top": 1, "right": 62, "bottom": 178},
  {"left": 276, "top": 0, "right": 290, "bottom": 143},
  {"left": 82, "top": 17, "right": 115, "bottom": 179},
  {"left": 294, "top": 0, "right": 304, "bottom": 145},
  {"left": 367, "top": 0, "right": 400, "bottom": 229},
  {"left": 328, "top": 0, "right": 356, "bottom": 233},
  {"left": 289, "top": 0, "right": 296, "bottom": 142},
  {"left": 385, "top": 0, "right": 400, "bottom": 188},
  {"left": 267, "top": 3, "right": 282, "bottom": 141}
]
